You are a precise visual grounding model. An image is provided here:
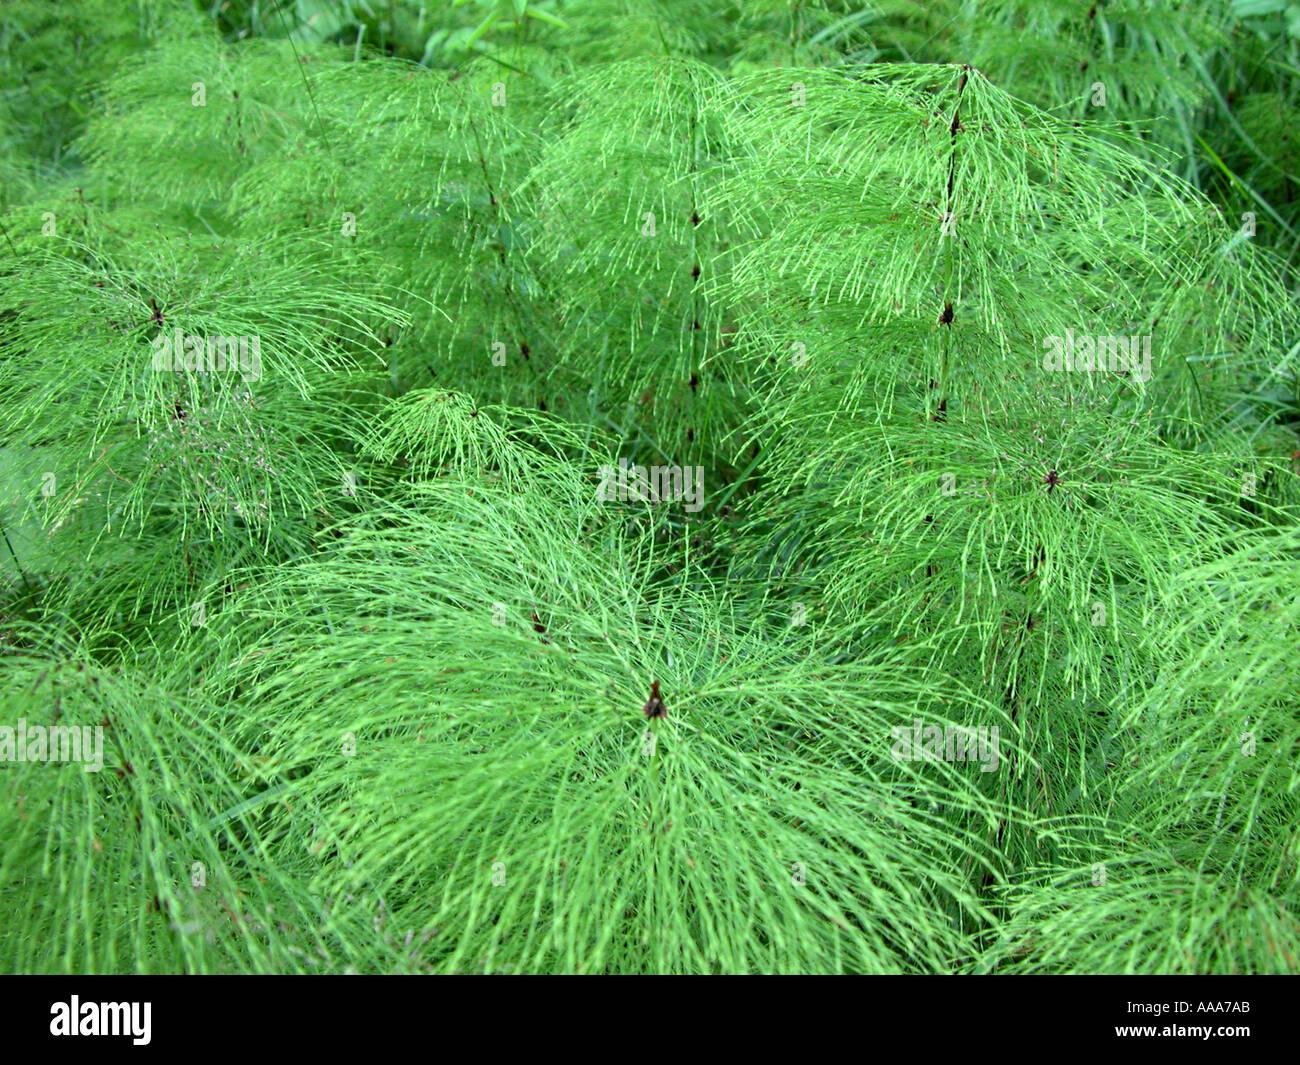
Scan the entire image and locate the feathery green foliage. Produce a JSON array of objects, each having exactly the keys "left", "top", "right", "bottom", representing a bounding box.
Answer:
[{"left": 1, "top": 1, "right": 1298, "bottom": 975}]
